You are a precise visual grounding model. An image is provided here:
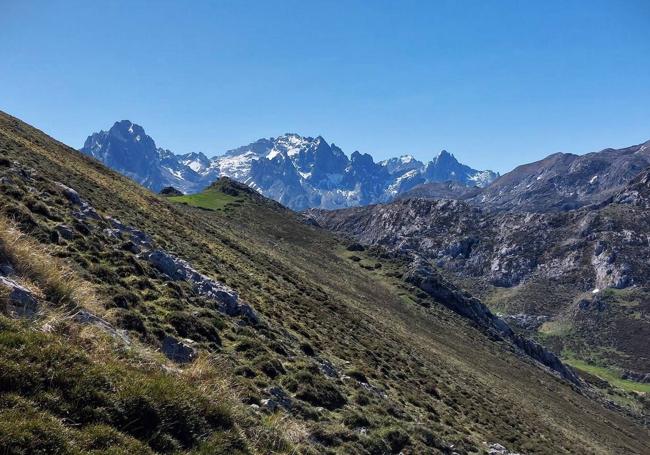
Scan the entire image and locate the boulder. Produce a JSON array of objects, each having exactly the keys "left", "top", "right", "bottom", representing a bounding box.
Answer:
[
  {"left": 160, "top": 186, "right": 183, "bottom": 196},
  {"left": 0, "top": 276, "right": 39, "bottom": 318},
  {"left": 55, "top": 182, "right": 81, "bottom": 205},
  {"left": 55, "top": 224, "right": 75, "bottom": 240},
  {"left": 262, "top": 386, "right": 293, "bottom": 411},
  {"left": 162, "top": 335, "right": 197, "bottom": 363},
  {"left": 487, "top": 442, "right": 521, "bottom": 455},
  {"left": 105, "top": 217, "right": 153, "bottom": 249},
  {"left": 346, "top": 242, "right": 365, "bottom": 252}
]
